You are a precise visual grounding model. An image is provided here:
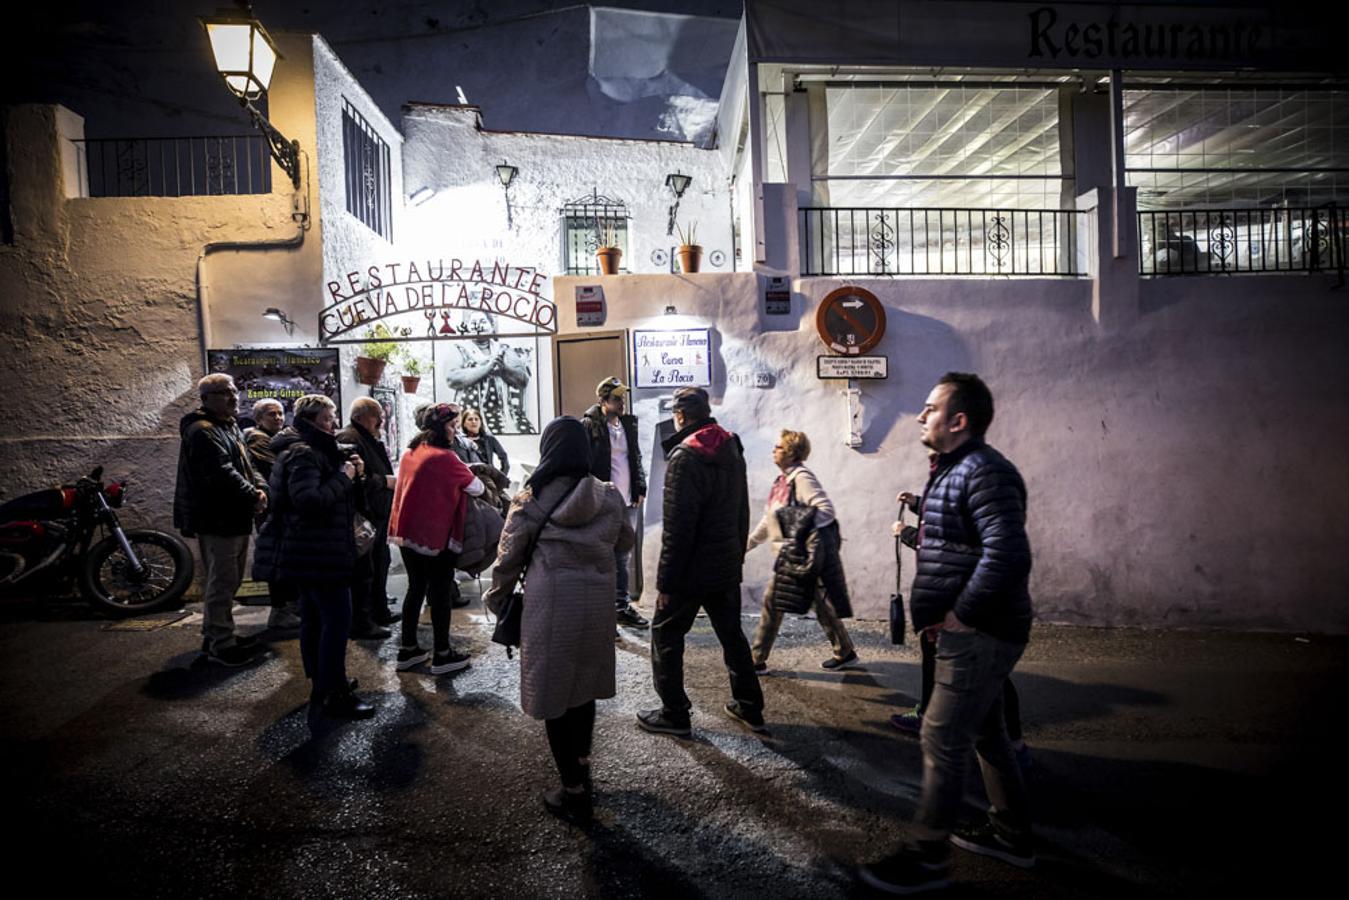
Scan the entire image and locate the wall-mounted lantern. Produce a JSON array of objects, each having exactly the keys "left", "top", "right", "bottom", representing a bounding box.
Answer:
[
  {"left": 665, "top": 171, "right": 692, "bottom": 236},
  {"left": 262, "top": 307, "right": 296, "bottom": 335},
  {"left": 199, "top": 2, "right": 301, "bottom": 188},
  {"left": 496, "top": 161, "right": 518, "bottom": 229}
]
